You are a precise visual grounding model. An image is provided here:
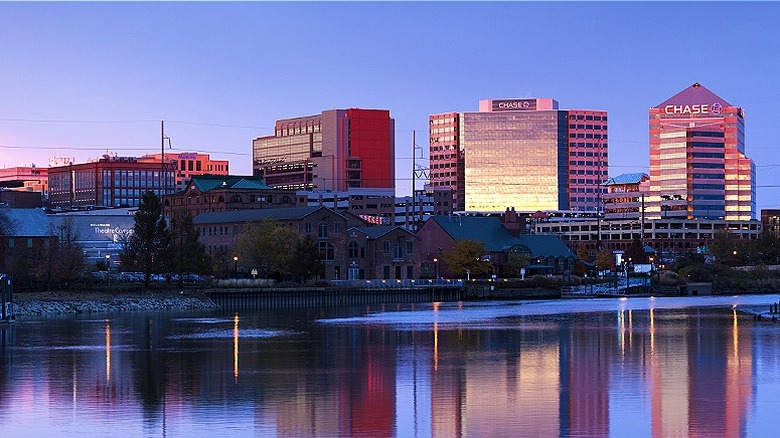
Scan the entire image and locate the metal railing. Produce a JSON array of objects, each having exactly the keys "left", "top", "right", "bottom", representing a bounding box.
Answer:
[{"left": 330, "top": 278, "right": 463, "bottom": 289}]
